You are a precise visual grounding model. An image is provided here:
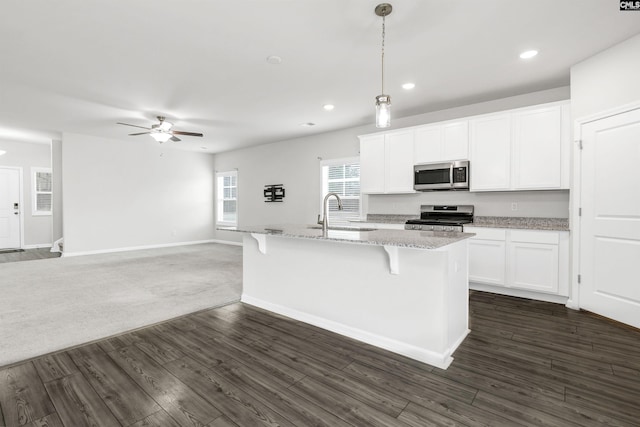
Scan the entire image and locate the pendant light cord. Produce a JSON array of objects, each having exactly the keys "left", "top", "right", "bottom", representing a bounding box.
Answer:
[{"left": 381, "top": 13, "right": 386, "bottom": 94}]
